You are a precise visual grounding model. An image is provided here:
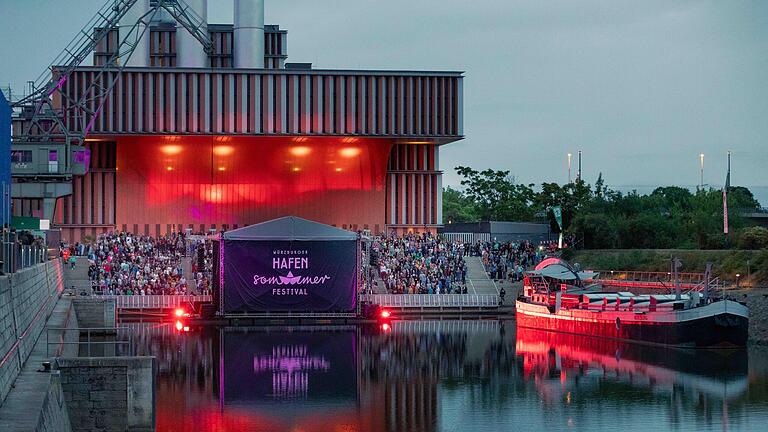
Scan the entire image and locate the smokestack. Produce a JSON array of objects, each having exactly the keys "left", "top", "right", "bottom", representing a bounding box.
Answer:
[
  {"left": 119, "top": 0, "right": 151, "bottom": 67},
  {"left": 233, "top": 0, "right": 265, "bottom": 69},
  {"left": 177, "top": 0, "right": 209, "bottom": 67}
]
